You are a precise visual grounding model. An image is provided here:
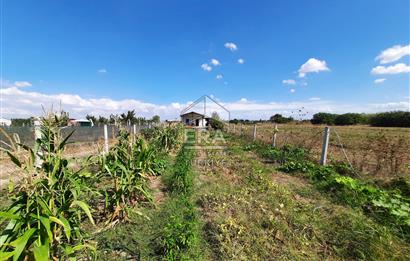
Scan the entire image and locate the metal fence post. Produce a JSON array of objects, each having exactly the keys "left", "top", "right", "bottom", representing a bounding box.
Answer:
[
  {"left": 253, "top": 124, "right": 257, "bottom": 141},
  {"left": 104, "top": 124, "right": 109, "bottom": 154},
  {"left": 320, "top": 127, "right": 330, "bottom": 165},
  {"left": 272, "top": 124, "right": 278, "bottom": 147}
]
